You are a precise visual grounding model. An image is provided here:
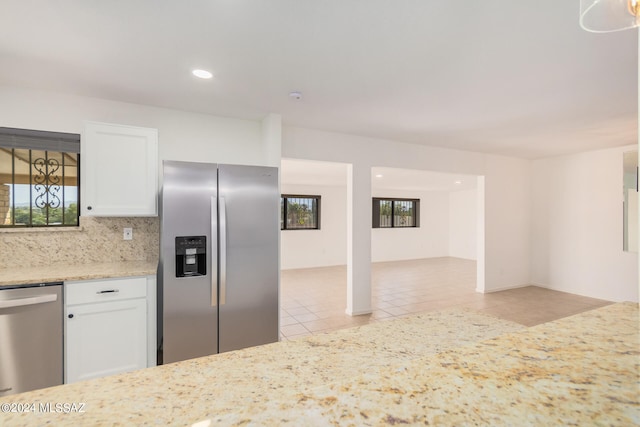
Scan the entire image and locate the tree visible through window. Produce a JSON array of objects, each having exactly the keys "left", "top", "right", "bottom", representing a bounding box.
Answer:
[
  {"left": 0, "top": 127, "right": 80, "bottom": 227},
  {"left": 372, "top": 198, "right": 419, "bottom": 228},
  {"left": 281, "top": 195, "right": 320, "bottom": 230}
]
